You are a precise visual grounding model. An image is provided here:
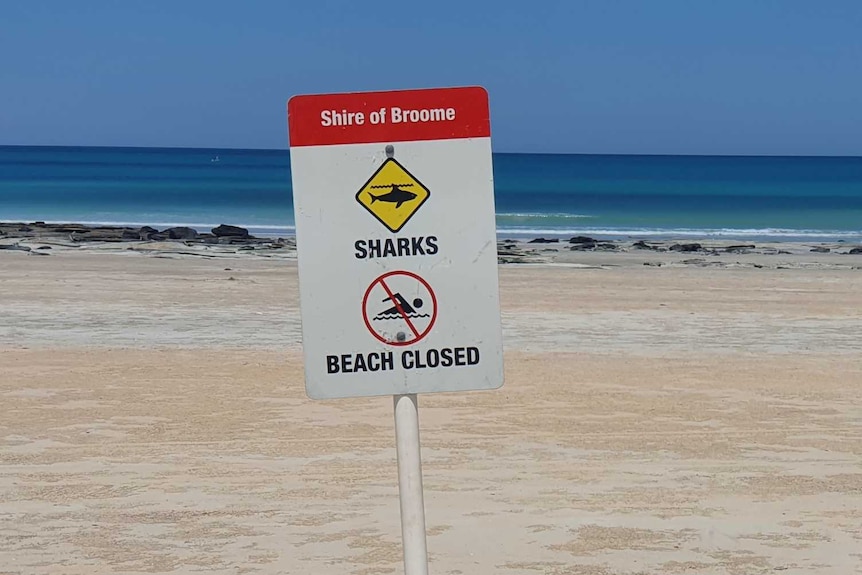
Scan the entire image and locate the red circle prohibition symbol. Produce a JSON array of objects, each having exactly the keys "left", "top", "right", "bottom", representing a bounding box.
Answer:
[{"left": 362, "top": 270, "right": 438, "bottom": 346}]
